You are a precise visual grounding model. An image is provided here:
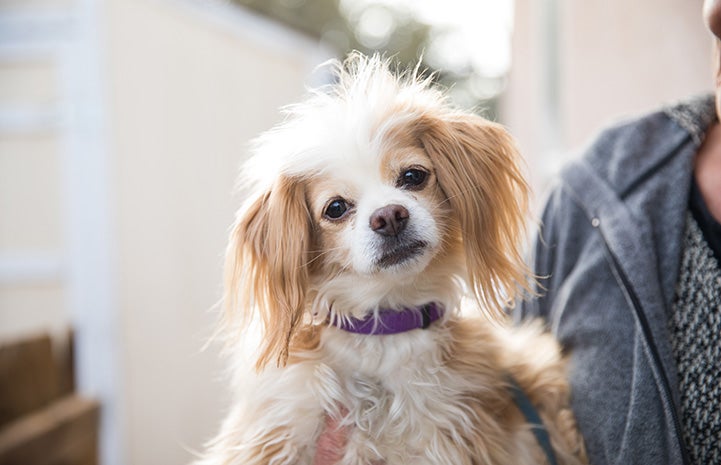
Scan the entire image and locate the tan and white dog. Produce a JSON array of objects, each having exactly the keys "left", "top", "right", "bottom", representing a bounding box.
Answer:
[{"left": 199, "top": 54, "right": 586, "bottom": 465}]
